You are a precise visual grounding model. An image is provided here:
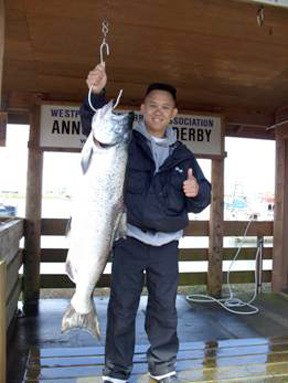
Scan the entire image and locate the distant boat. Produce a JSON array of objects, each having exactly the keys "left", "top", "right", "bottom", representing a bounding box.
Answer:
[{"left": 0, "top": 204, "right": 16, "bottom": 216}]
